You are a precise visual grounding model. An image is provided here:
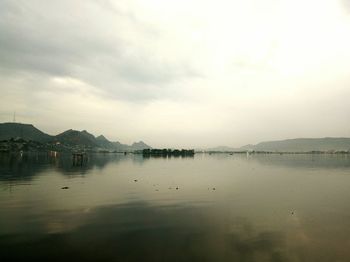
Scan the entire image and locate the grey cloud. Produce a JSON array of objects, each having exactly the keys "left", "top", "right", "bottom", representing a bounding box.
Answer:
[
  {"left": 0, "top": 0, "right": 198, "bottom": 101},
  {"left": 0, "top": 1, "right": 117, "bottom": 76}
]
